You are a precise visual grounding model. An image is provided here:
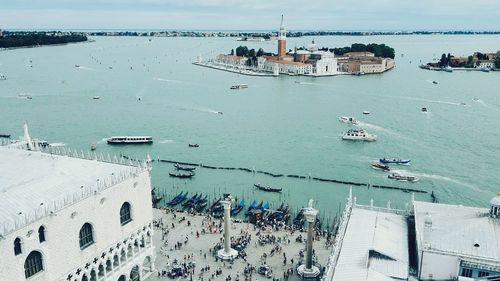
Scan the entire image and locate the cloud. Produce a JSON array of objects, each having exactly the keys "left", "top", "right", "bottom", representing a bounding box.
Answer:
[{"left": 0, "top": 0, "right": 499, "bottom": 30}]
